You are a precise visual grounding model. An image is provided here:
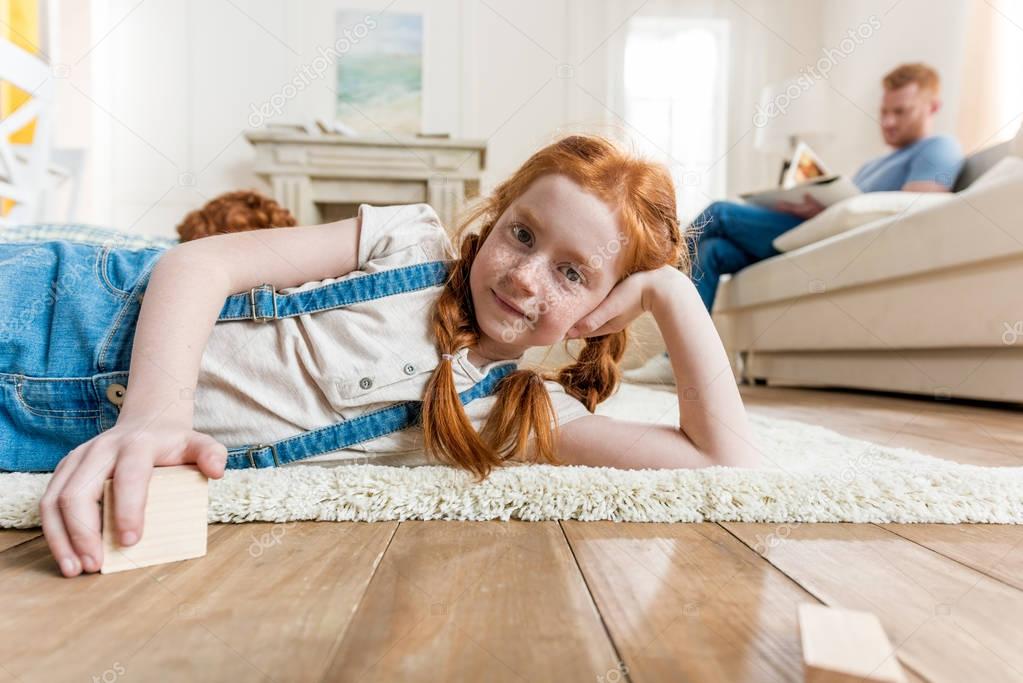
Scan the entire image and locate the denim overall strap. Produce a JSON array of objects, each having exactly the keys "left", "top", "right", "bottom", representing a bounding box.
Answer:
[
  {"left": 216, "top": 260, "right": 451, "bottom": 322},
  {"left": 224, "top": 361, "right": 518, "bottom": 469},
  {"left": 215, "top": 256, "right": 510, "bottom": 469}
]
